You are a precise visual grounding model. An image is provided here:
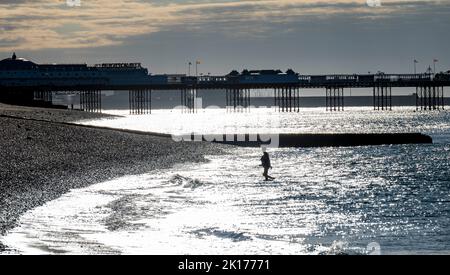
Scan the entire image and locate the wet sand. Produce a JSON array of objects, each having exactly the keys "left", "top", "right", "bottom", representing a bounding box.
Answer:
[{"left": 0, "top": 104, "right": 223, "bottom": 251}]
